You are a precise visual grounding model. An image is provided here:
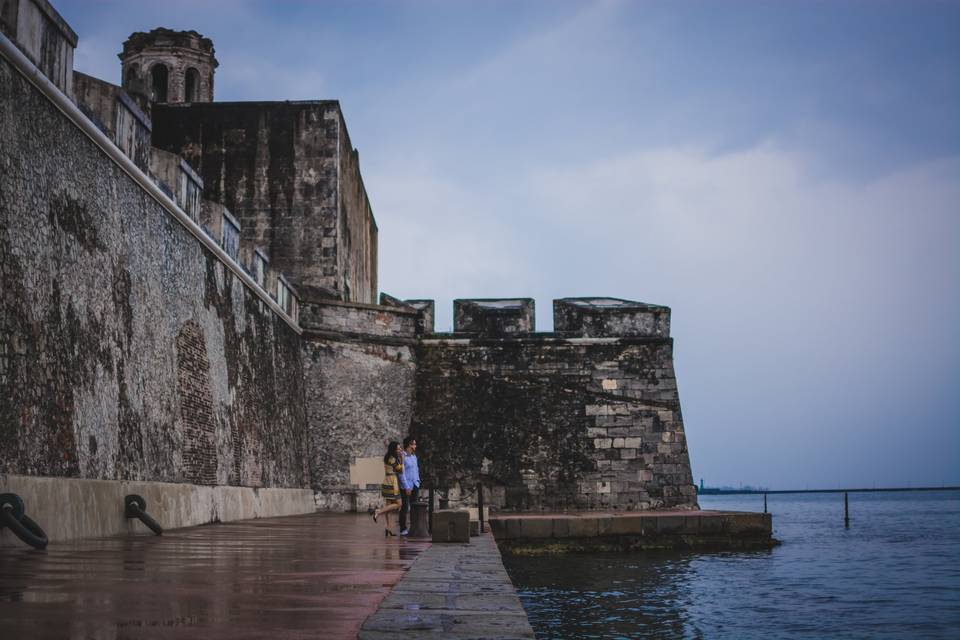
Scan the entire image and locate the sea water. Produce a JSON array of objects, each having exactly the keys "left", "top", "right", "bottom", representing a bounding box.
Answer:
[{"left": 502, "top": 490, "right": 960, "bottom": 639}]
